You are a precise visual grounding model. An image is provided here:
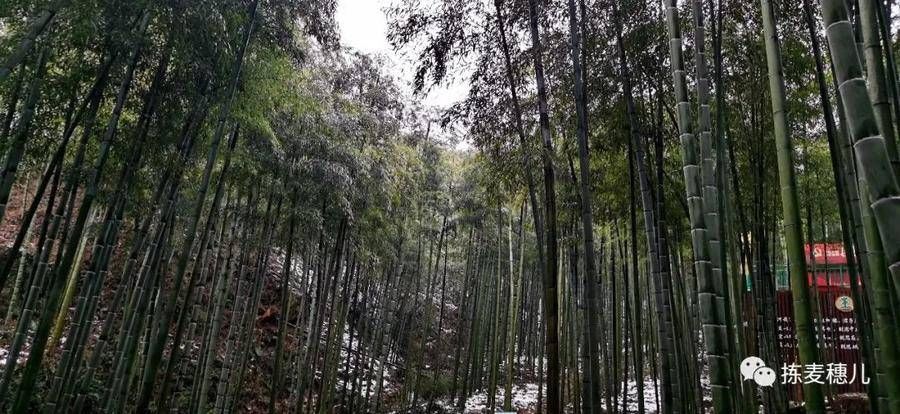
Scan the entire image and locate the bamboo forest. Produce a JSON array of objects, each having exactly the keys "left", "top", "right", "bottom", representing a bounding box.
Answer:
[{"left": 2, "top": 0, "right": 900, "bottom": 412}]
